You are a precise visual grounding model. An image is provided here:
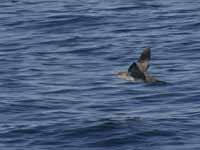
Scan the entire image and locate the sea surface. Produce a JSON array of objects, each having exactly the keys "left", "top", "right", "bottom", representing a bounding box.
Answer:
[{"left": 1, "top": 0, "right": 200, "bottom": 150}]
